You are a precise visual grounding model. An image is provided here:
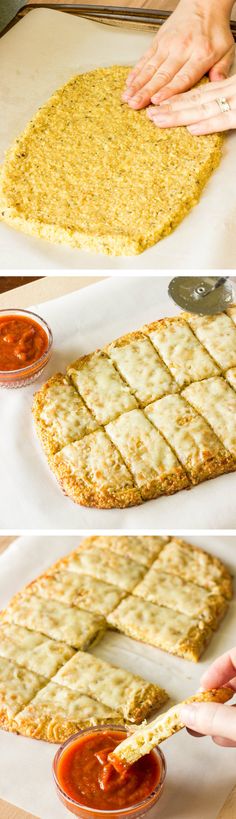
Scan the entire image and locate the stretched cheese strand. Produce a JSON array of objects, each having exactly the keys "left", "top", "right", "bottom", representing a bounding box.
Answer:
[{"left": 110, "top": 688, "right": 233, "bottom": 769}]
